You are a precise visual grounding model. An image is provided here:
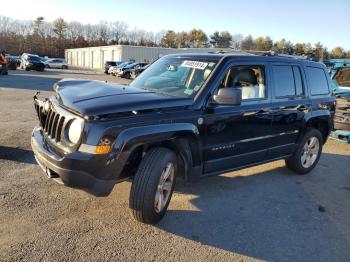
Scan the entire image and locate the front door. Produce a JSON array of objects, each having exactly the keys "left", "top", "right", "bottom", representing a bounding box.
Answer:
[{"left": 203, "top": 64, "right": 273, "bottom": 175}]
